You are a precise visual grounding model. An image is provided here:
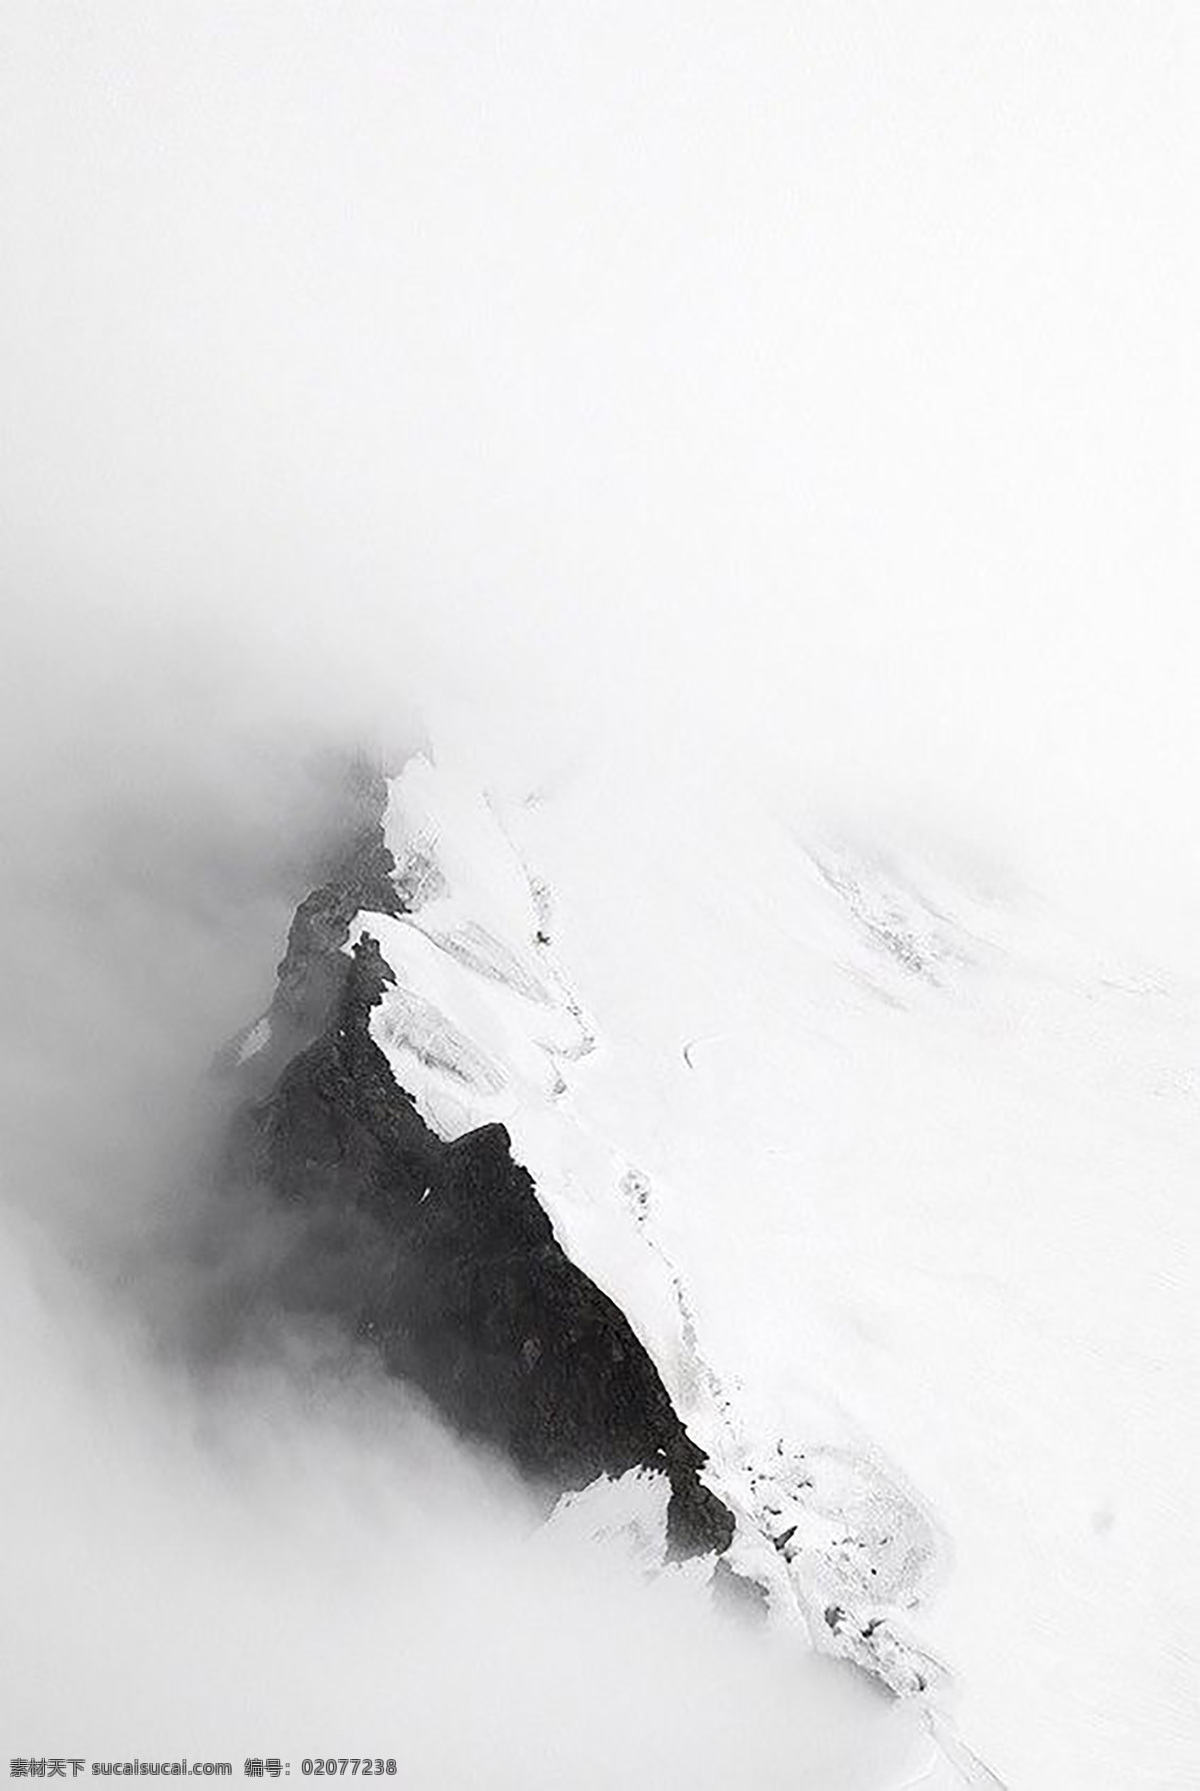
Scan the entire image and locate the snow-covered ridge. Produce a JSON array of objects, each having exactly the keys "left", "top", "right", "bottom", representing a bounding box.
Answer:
[
  {"left": 314, "top": 753, "right": 1011, "bottom": 1786},
  {"left": 232, "top": 746, "right": 1196, "bottom": 1787}
]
